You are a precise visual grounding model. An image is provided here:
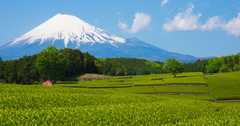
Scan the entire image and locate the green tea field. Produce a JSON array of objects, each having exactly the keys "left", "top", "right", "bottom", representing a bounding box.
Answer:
[
  {"left": 1, "top": 72, "right": 240, "bottom": 125},
  {"left": 204, "top": 71, "right": 240, "bottom": 100}
]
